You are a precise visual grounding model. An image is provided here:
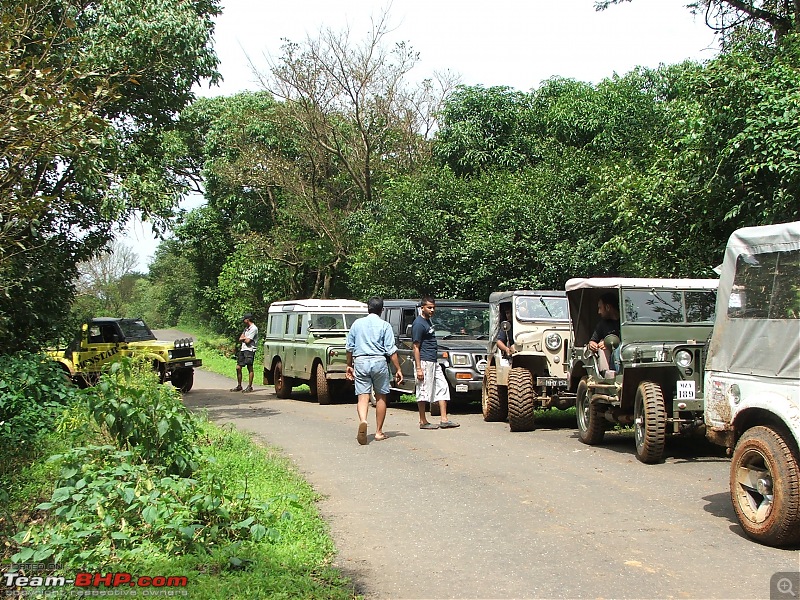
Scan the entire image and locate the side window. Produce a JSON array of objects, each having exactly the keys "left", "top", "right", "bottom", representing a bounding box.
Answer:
[
  {"left": 387, "top": 309, "right": 401, "bottom": 337},
  {"left": 284, "top": 314, "right": 292, "bottom": 335},
  {"left": 286, "top": 315, "right": 297, "bottom": 338},
  {"left": 89, "top": 326, "right": 103, "bottom": 344},
  {"left": 401, "top": 309, "right": 416, "bottom": 337},
  {"left": 729, "top": 249, "right": 800, "bottom": 319},
  {"left": 296, "top": 314, "right": 304, "bottom": 335},
  {"left": 269, "top": 314, "right": 286, "bottom": 336},
  {"left": 685, "top": 291, "right": 717, "bottom": 322}
]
